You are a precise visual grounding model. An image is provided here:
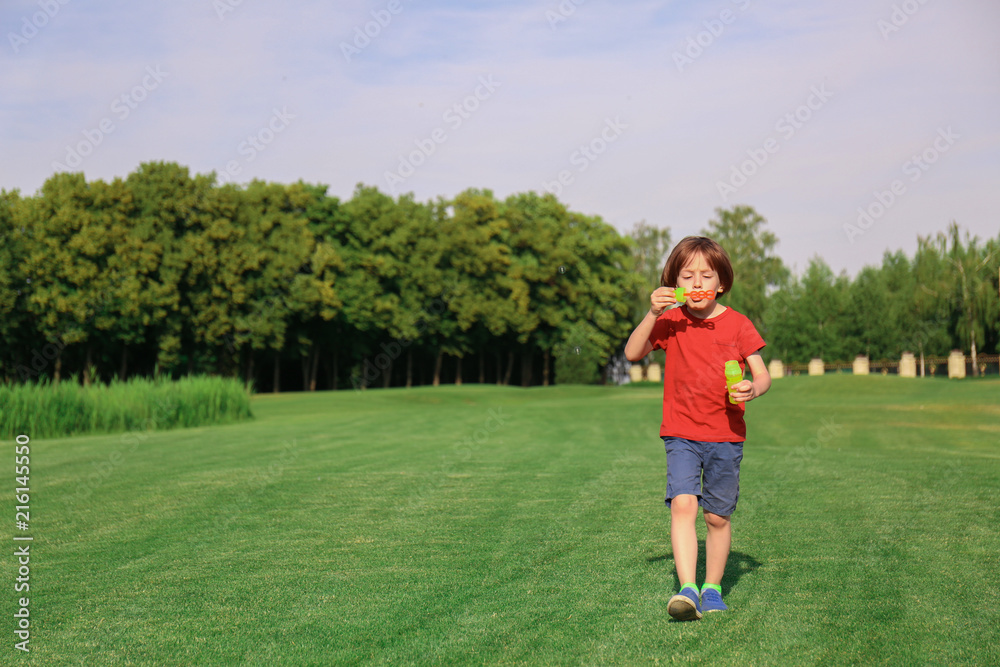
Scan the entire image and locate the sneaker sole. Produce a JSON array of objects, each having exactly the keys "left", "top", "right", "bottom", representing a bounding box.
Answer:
[{"left": 667, "top": 594, "right": 703, "bottom": 621}]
